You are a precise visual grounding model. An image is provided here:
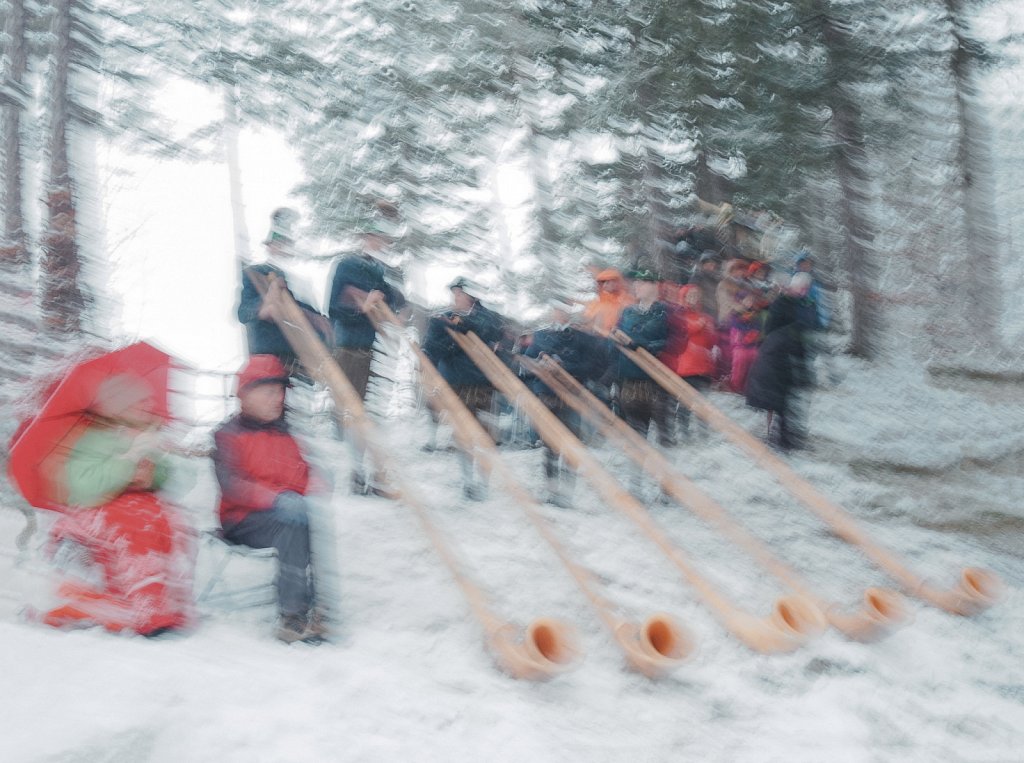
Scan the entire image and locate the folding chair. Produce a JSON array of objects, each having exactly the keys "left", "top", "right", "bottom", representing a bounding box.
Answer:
[{"left": 196, "top": 529, "right": 277, "bottom": 610}]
